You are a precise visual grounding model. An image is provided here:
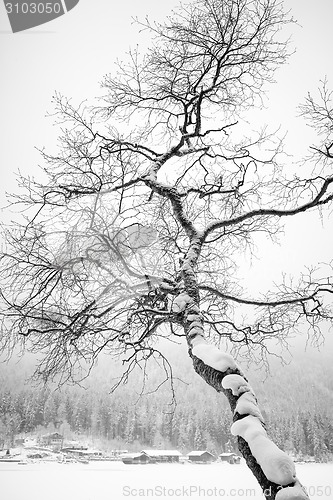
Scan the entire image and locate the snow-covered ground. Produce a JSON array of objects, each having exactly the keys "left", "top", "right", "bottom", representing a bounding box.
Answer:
[{"left": 0, "top": 461, "right": 332, "bottom": 500}]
